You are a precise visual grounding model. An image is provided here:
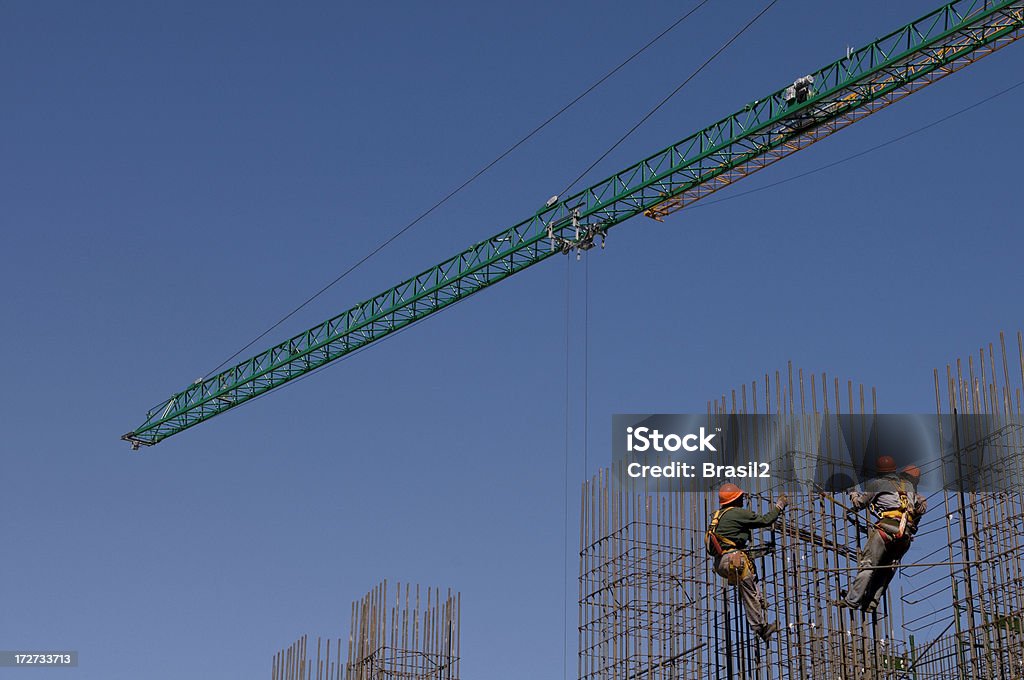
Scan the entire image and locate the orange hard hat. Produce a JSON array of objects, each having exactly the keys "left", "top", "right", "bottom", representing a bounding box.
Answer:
[
  {"left": 876, "top": 455, "right": 897, "bottom": 473},
  {"left": 719, "top": 483, "right": 744, "bottom": 506},
  {"left": 901, "top": 465, "right": 922, "bottom": 482}
]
